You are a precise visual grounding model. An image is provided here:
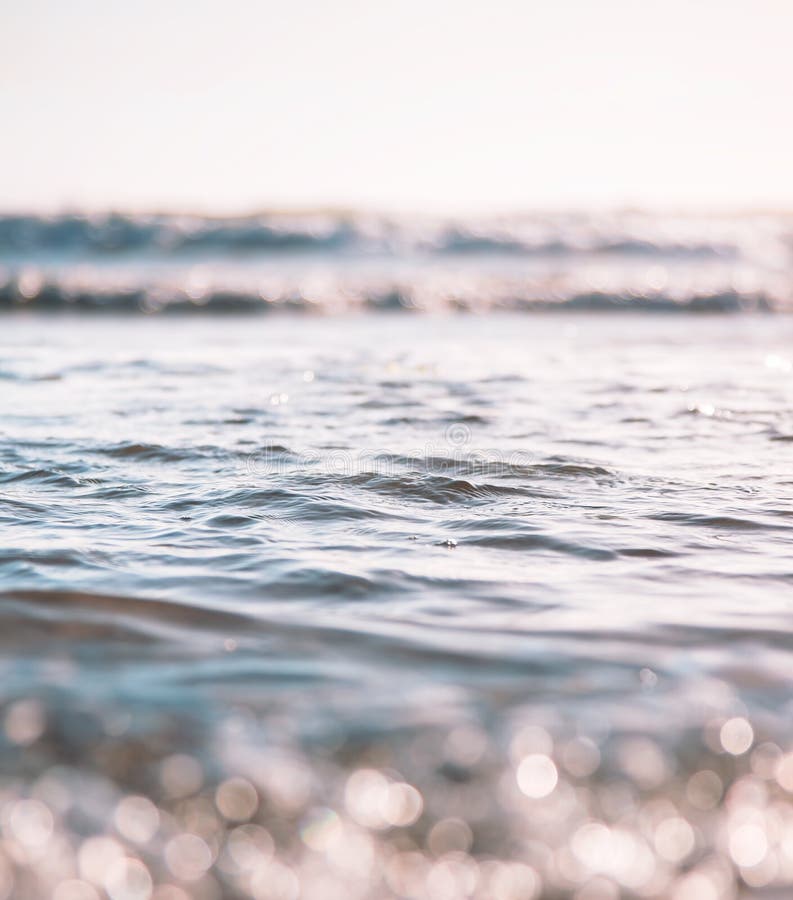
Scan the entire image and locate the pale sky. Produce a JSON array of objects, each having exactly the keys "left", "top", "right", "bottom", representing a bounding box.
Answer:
[{"left": 1, "top": 0, "right": 791, "bottom": 214}]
